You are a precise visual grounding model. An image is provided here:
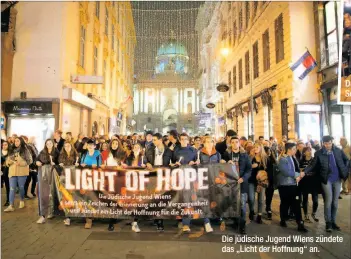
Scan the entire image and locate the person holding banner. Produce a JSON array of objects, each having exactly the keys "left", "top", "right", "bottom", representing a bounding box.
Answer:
[
  {"left": 172, "top": 133, "right": 197, "bottom": 167},
  {"left": 199, "top": 136, "right": 226, "bottom": 165},
  {"left": 80, "top": 139, "right": 102, "bottom": 229},
  {"left": 192, "top": 136, "right": 203, "bottom": 151},
  {"left": 58, "top": 141, "right": 79, "bottom": 226},
  {"left": 223, "top": 136, "right": 252, "bottom": 234},
  {"left": 35, "top": 139, "right": 59, "bottom": 223},
  {"left": 145, "top": 133, "right": 173, "bottom": 231},
  {"left": 4, "top": 137, "right": 33, "bottom": 212},
  {"left": 126, "top": 143, "right": 146, "bottom": 168}
]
